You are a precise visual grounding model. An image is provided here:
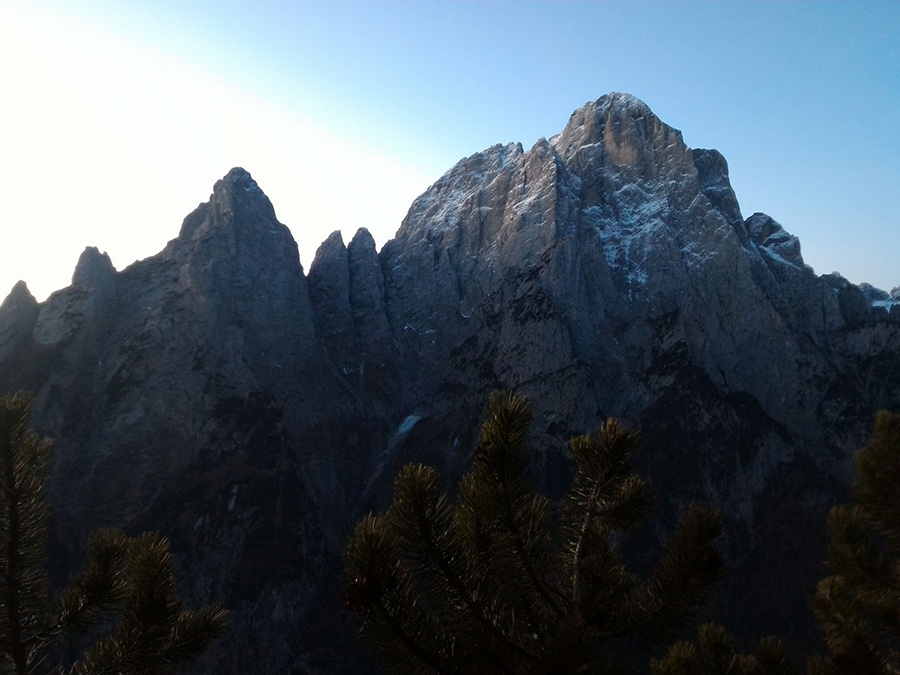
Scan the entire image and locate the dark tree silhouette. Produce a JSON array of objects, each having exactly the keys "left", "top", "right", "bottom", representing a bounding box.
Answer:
[
  {"left": 808, "top": 411, "right": 900, "bottom": 675},
  {"left": 652, "top": 411, "right": 900, "bottom": 675},
  {"left": 0, "top": 393, "right": 227, "bottom": 674},
  {"left": 345, "top": 391, "right": 723, "bottom": 674},
  {"left": 651, "top": 624, "right": 796, "bottom": 675}
]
